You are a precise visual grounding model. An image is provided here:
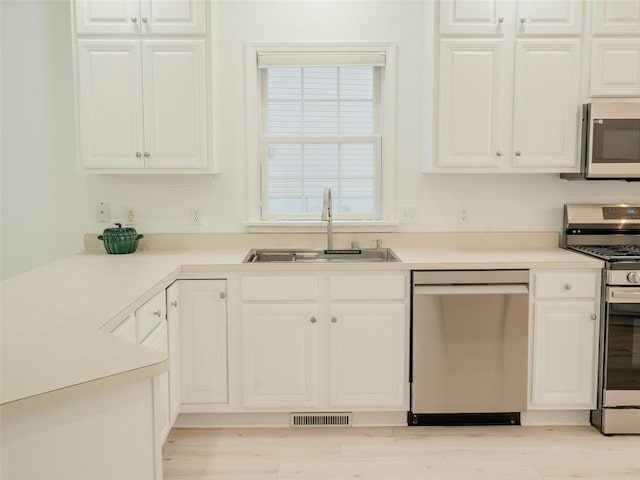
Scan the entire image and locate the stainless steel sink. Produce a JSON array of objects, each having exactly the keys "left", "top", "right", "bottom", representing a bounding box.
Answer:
[{"left": 242, "top": 248, "right": 401, "bottom": 263}]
